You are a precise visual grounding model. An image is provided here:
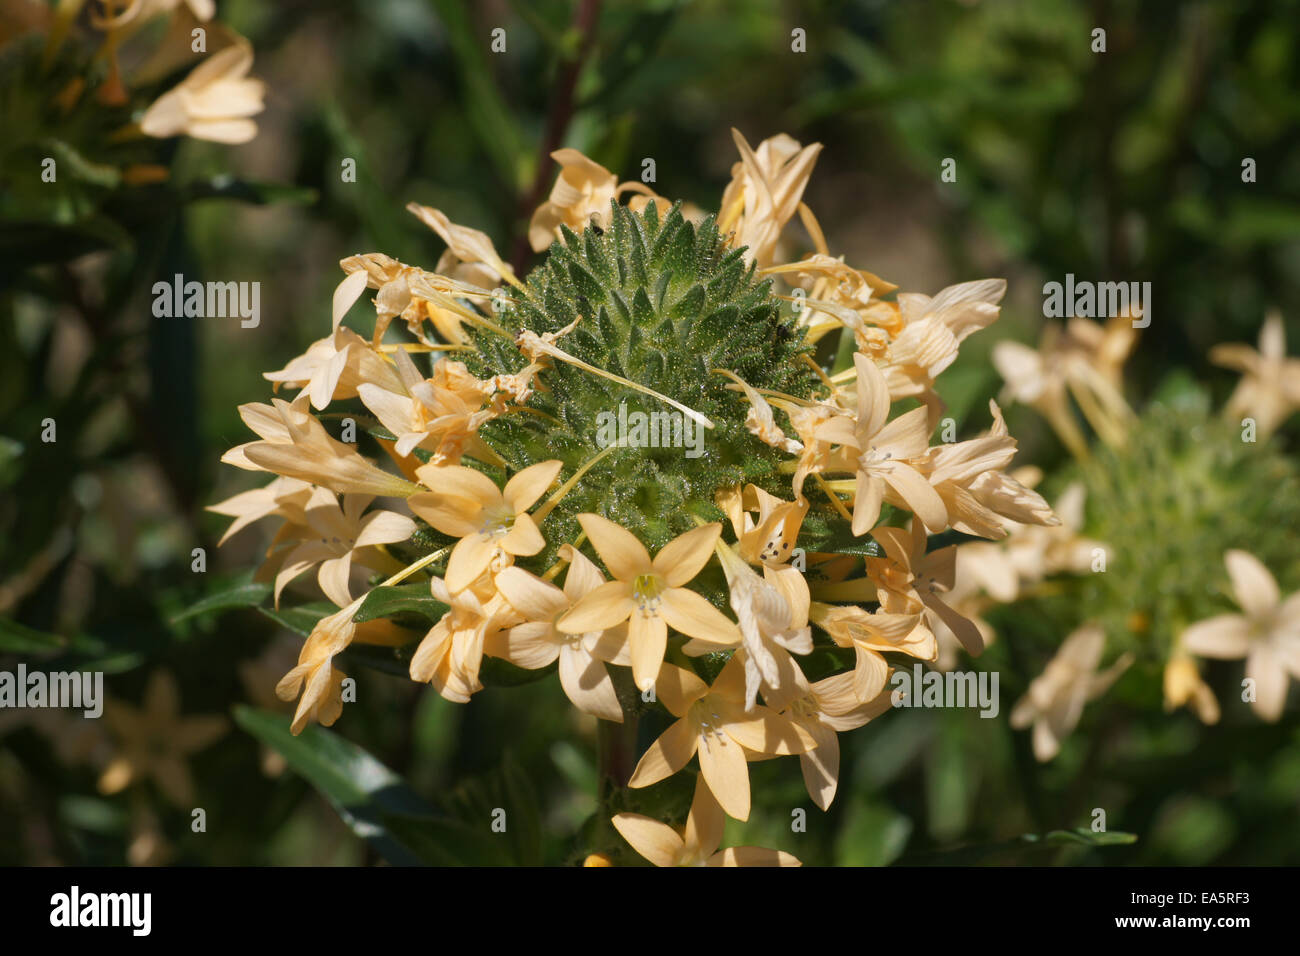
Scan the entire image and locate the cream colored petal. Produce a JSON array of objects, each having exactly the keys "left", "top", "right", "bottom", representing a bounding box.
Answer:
[
  {"left": 629, "top": 611, "right": 669, "bottom": 692},
  {"left": 724, "top": 710, "right": 812, "bottom": 755},
  {"left": 653, "top": 523, "right": 722, "bottom": 587},
  {"left": 559, "top": 545, "right": 606, "bottom": 601},
  {"left": 577, "top": 513, "right": 654, "bottom": 581},
  {"left": 406, "top": 492, "right": 480, "bottom": 538},
  {"left": 354, "top": 510, "right": 416, "bottom": 548},
  {"left": 660, "top": 588, "right": 741, "bottom": 645},
  {"left": 1225, "top": 550, "right": 1280, "bottom": 618},
  {"left": 415, "top": 464, "right": 501, "bottom": 507},
  {"left": 500, "top": 512, "right": 545, "bottom": 557},
  {"left": 854, "top": 352, "right": 891, "bottom": 437},
  {"left": 498, "top": 622, "right": 561, "bottom": 669},
  {"left": 557, "top": 581, "right": 635, "bottom": 633},
  {"left": 797, "top": 721, "right": 840, "bottom": 811},
  {"left": 698, "top": 732, "right": 751, "bottom": 821},
  {"left": 652, "top": 663, "right": 710, "bottom": 716},
  {"left": 682, "top": 778, "right": 726, "bottom": 860},
  {"left": 707, "top": 846, "right": 801, "bottom": 867},
  {"left": 851, "top": 473, "right": 885, "bottom": 536},
  {"left": 502, "top": 460, "right": 562, "bottom": 514},
  {"left": 886, "top": 463, "right": 949, "bottom": 533},
  {"left": 611, "top": 813, "right": 684, "bottom": 867},
  {"left": 446, "top": 532, "right": 497, "bottom": 594},
  {"left": 494, "top": 567, "right": 567, "bottom": 621},
  {"left": 1247, "top": 644, "right": 1288, "bottom": 722},
  {"left": 853, "top": 646, "right": 890, "bottom": 701},
  {"left": 316, "top": 555, "right": 355, "bottom": 608},
  {"left": 332, "top": 268, "right": 369, "bottom": 331},
  {"left": 558, "top": 645, "right": 623, "bottom": 722},
  {"left": 628, "top": 717, "right": 698, "bottom": 787},
  {"left": 1181, "top": 614, "right": 1251, "bottom": 660}
]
